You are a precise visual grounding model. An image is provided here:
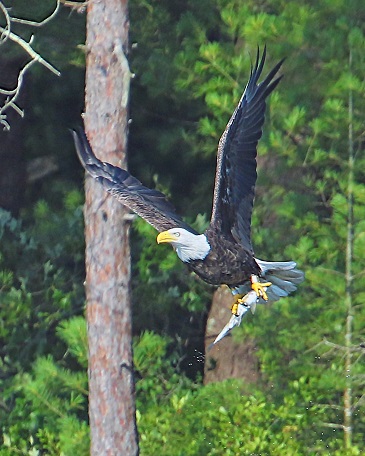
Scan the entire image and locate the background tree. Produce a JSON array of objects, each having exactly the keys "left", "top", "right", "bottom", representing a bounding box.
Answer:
[{"left": 83, "top": 0, "right": 139, "bottom": 454}]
